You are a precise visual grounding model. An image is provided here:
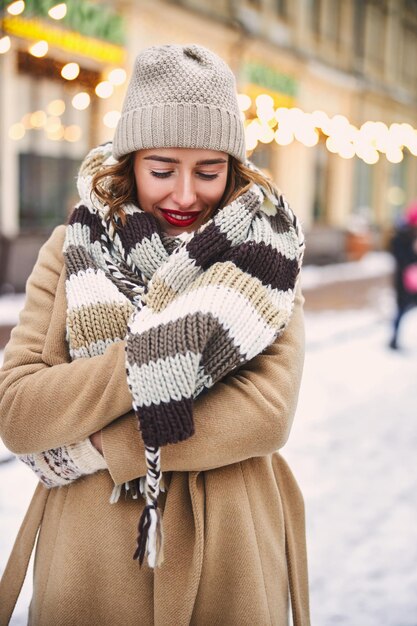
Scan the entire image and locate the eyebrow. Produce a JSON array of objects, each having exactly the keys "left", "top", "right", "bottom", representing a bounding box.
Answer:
[{"left": 143, "top": 155, "right": 228, "bottom": 165}]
